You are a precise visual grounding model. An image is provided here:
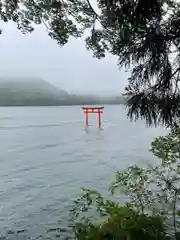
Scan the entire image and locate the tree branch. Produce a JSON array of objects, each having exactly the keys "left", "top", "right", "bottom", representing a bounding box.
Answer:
[
  {"left": 85, "top": 0, "right": 109, "bottom": 30},
  {"left": 173, "top": 189, "right": 178, "bottom": 239},
  {"left": 29, "top": 0, "right": 51, "bottom": 30},
  {"left": 171, "top": 68, "right": 180, "bottom": 80}
]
